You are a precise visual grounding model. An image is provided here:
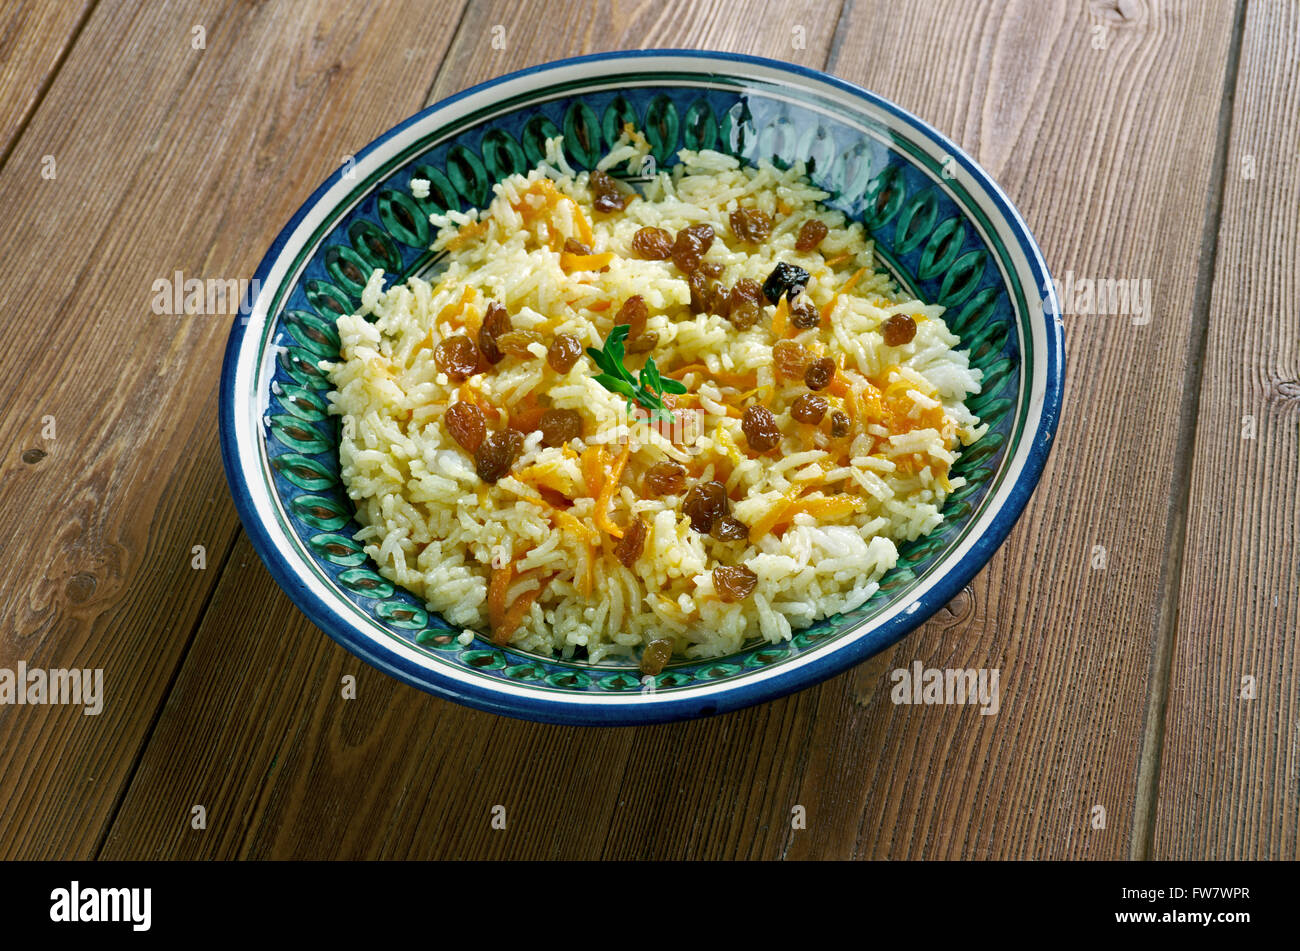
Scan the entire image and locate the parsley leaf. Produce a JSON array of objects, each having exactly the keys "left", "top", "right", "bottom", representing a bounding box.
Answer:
[{"left": 587, "top": 324, "right": 684, "bottom": 423}]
